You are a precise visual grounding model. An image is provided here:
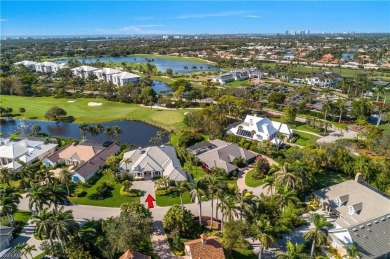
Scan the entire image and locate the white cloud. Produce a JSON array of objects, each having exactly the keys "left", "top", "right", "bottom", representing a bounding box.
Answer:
[
  {"left": 243, "top": 15, "right": 260, "bottom": 18},
  {"left": 0, "top": 19, "right": 8, "bottom": 22},
  {"left": 94, "top": 25, "right": 171, "bottom": 34},
  {"left": 176, "top": 11, "right": 246, "bottom": 19}
]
